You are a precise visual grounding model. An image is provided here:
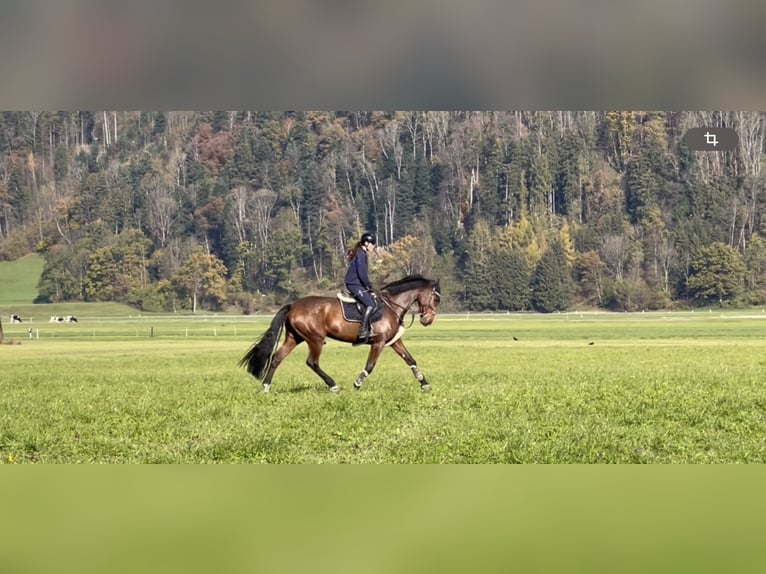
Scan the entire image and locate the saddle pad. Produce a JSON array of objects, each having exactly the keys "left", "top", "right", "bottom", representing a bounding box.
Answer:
[{"left": 339, "top": 300, "right": 385, "bottom": 323}]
